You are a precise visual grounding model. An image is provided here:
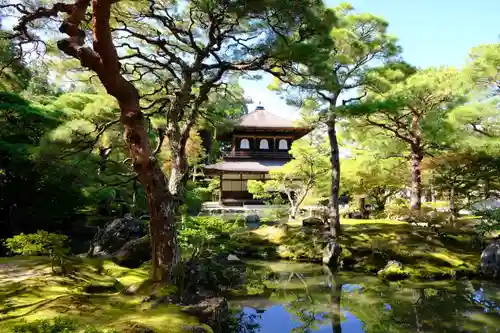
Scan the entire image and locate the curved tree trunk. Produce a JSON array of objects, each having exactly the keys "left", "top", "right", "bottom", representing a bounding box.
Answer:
[
  {"left": 49, "top": 0, "right": 179, "bottom": 282},
  {"left": 120, "top": 101, "right": 179, "bottom": 282},
  {"left": 327, "top": 119, "right": 341, "bottom": 238}
]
